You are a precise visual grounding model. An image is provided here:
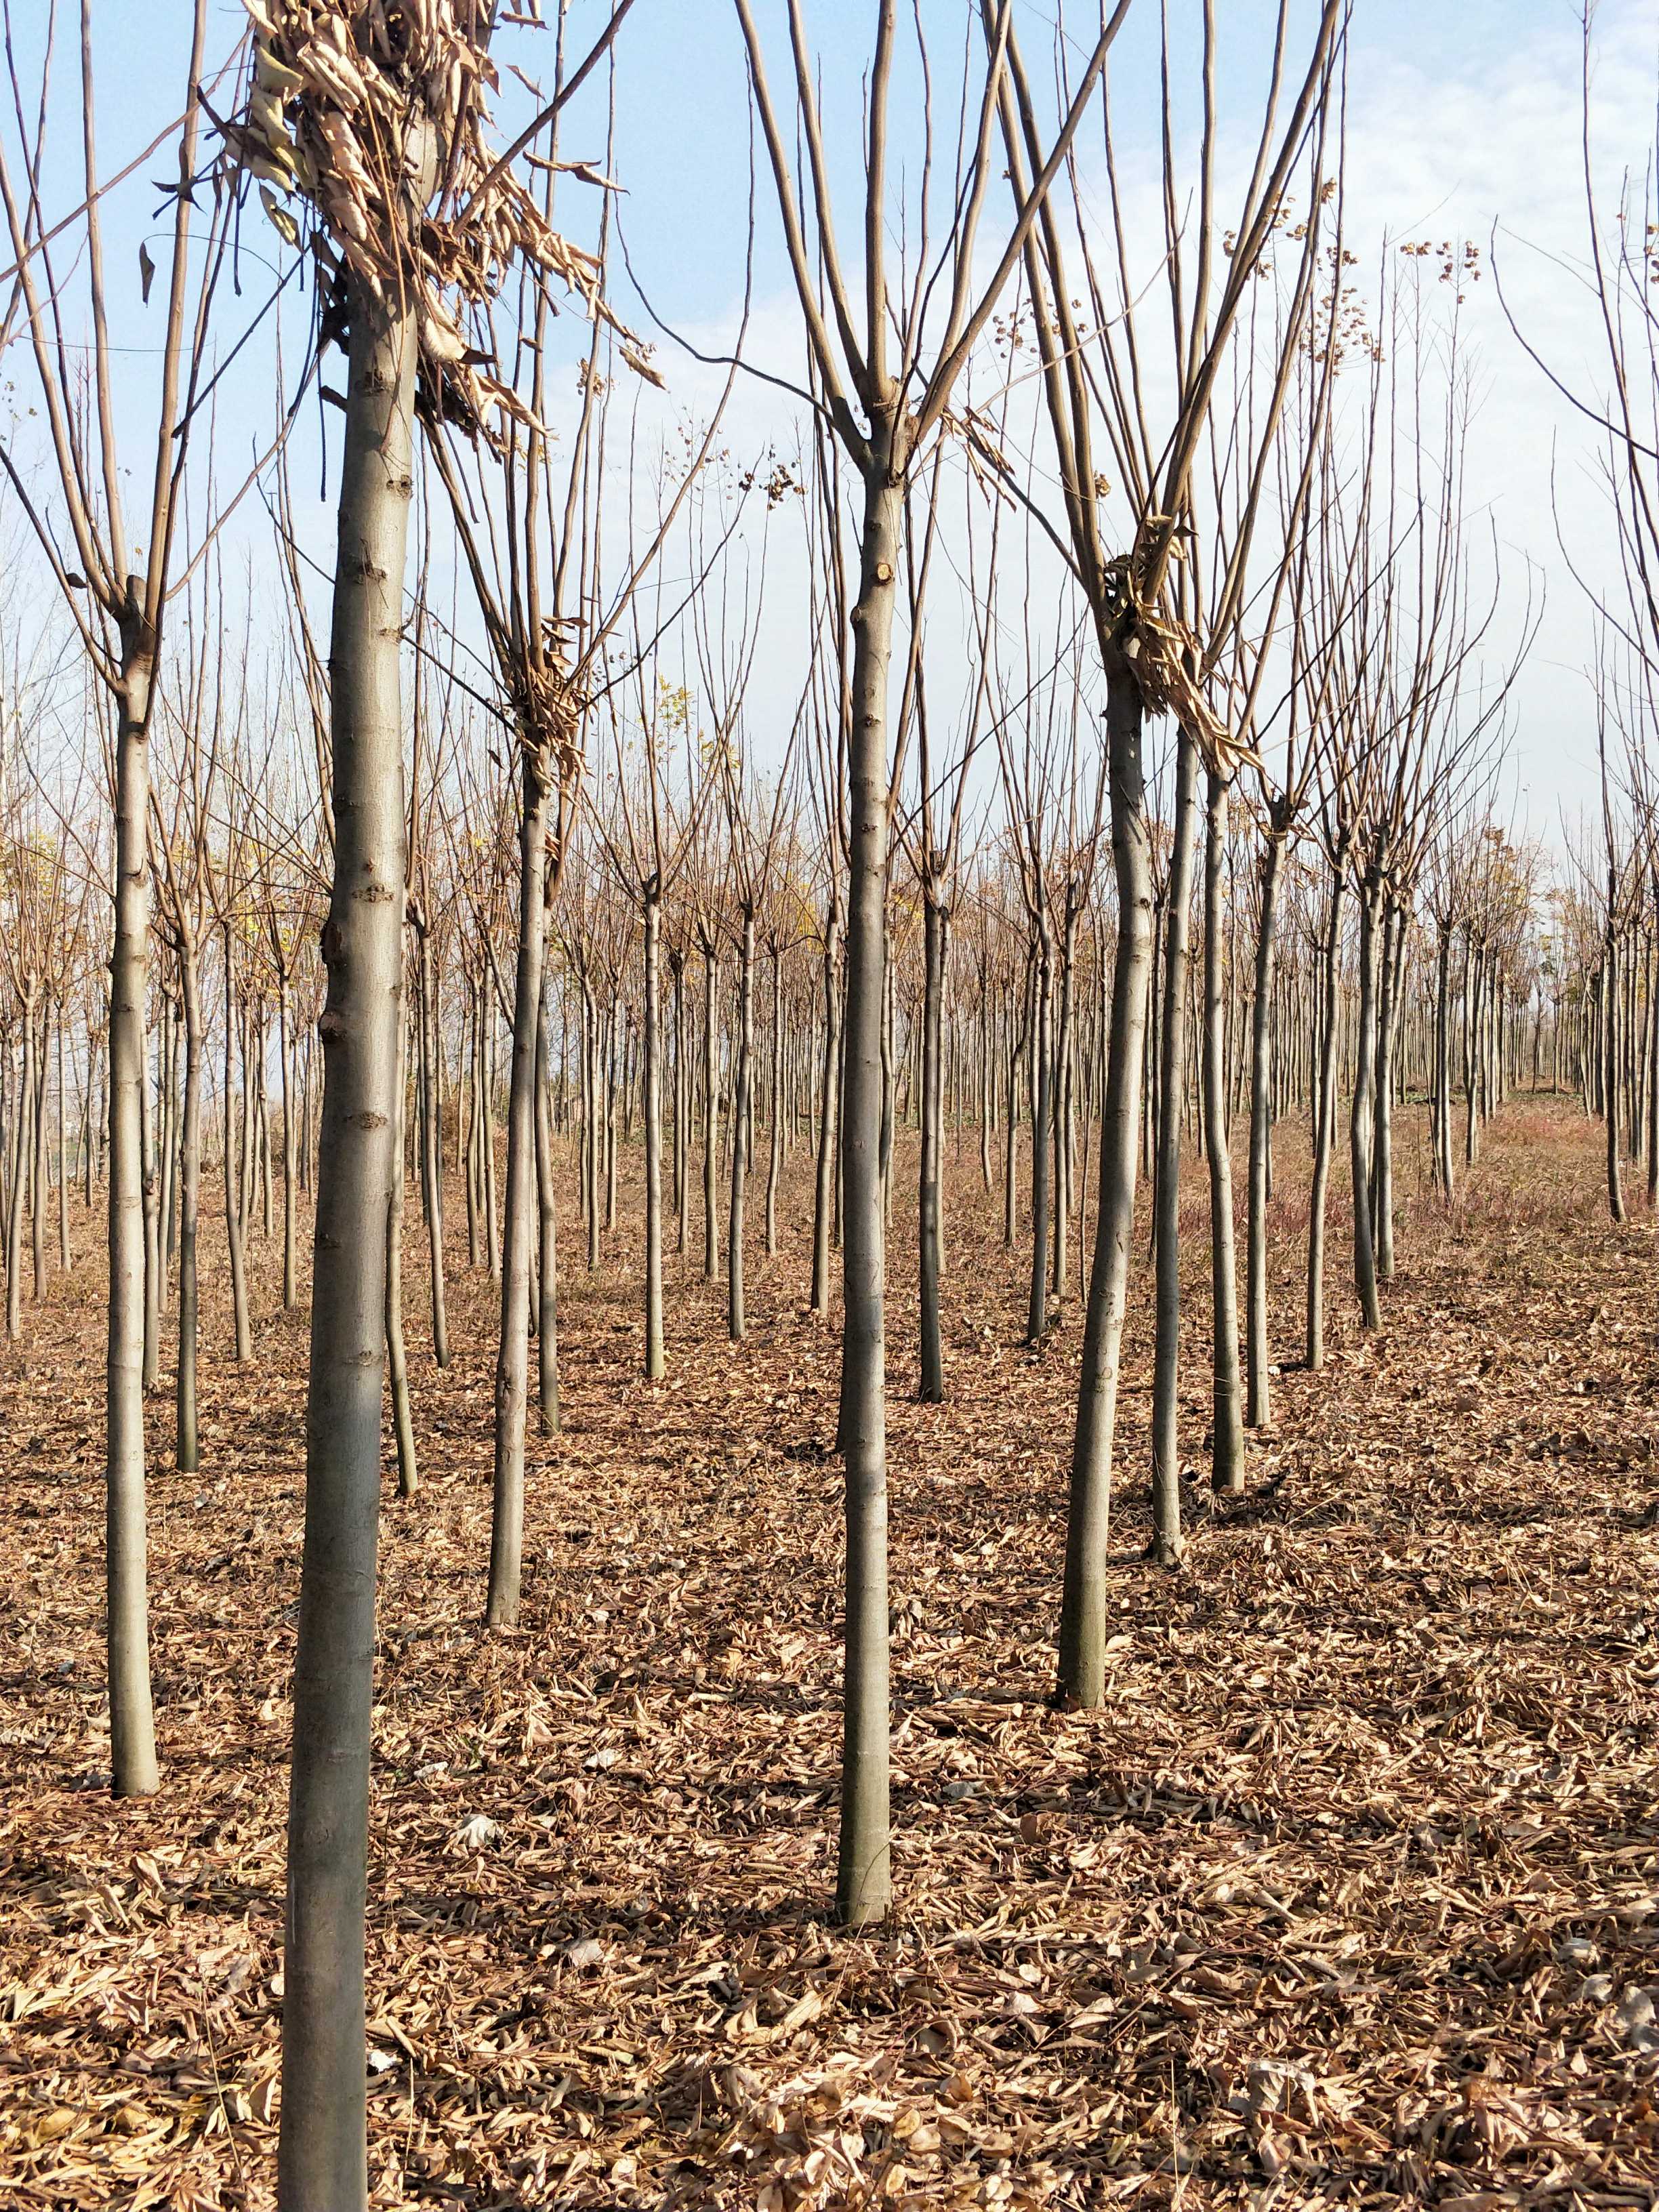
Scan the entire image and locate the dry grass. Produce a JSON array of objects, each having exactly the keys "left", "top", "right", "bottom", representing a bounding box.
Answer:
[{"left": 2, "top": 1096, "right": 1657, "bottom": 2209}]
